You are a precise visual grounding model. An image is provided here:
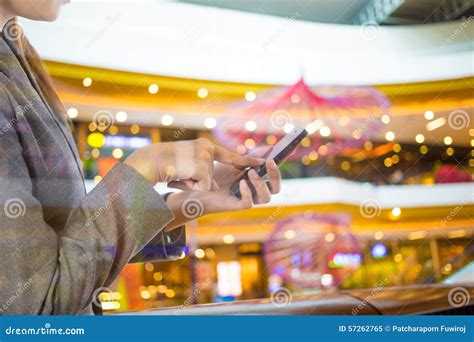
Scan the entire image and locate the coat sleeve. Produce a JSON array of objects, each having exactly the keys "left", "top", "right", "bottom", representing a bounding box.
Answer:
[
  {"left": 0, "top": 102, "right": 175, "bottom": 314},
  {"left": 130, "top": 192, "right": 186, "bottom": 263}
]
